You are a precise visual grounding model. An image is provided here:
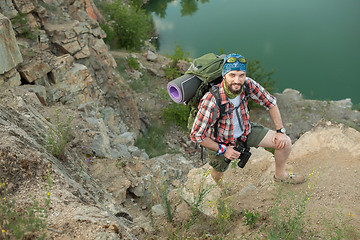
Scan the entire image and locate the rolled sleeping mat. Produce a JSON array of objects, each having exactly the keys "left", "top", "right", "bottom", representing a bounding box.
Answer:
[{"left": 167, "top": 74, "right": 202, "bottom": 104}]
